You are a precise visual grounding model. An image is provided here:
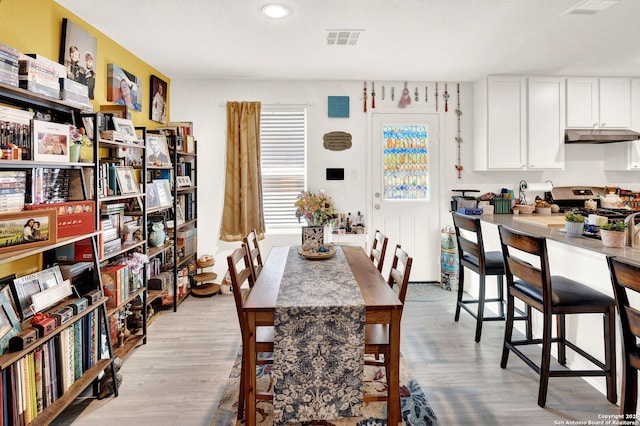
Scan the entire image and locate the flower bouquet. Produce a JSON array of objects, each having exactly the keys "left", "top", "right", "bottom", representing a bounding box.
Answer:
[{"left": 294, "top": 191, "right": 336, "bottom": 226}]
